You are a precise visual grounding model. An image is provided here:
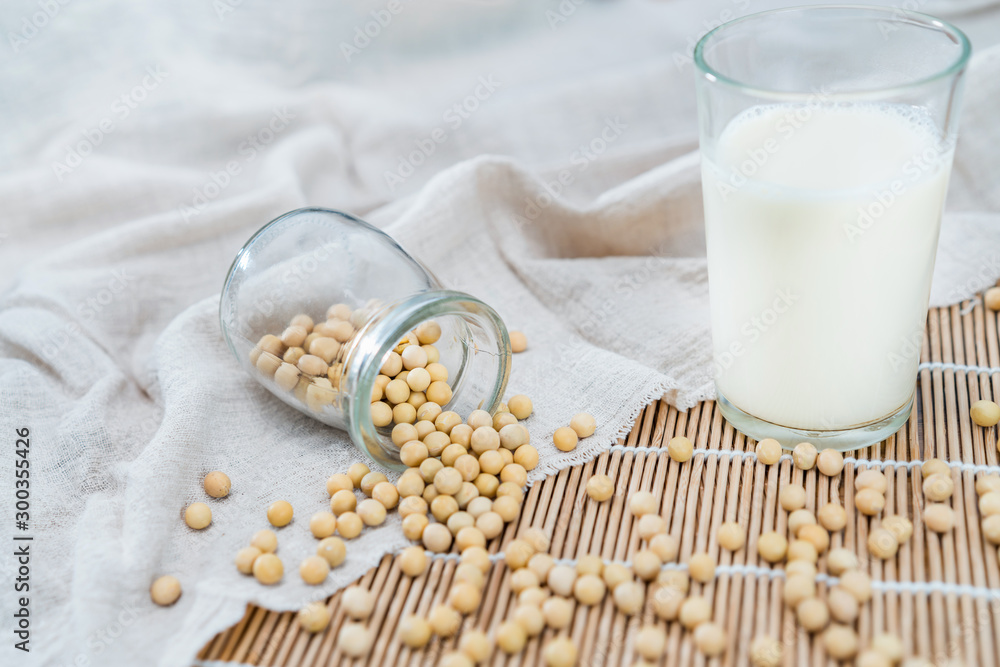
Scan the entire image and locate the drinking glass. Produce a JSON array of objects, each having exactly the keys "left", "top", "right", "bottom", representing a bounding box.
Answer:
[{"left": 695, "top": 6, "right": 970, "bottom": 449}]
